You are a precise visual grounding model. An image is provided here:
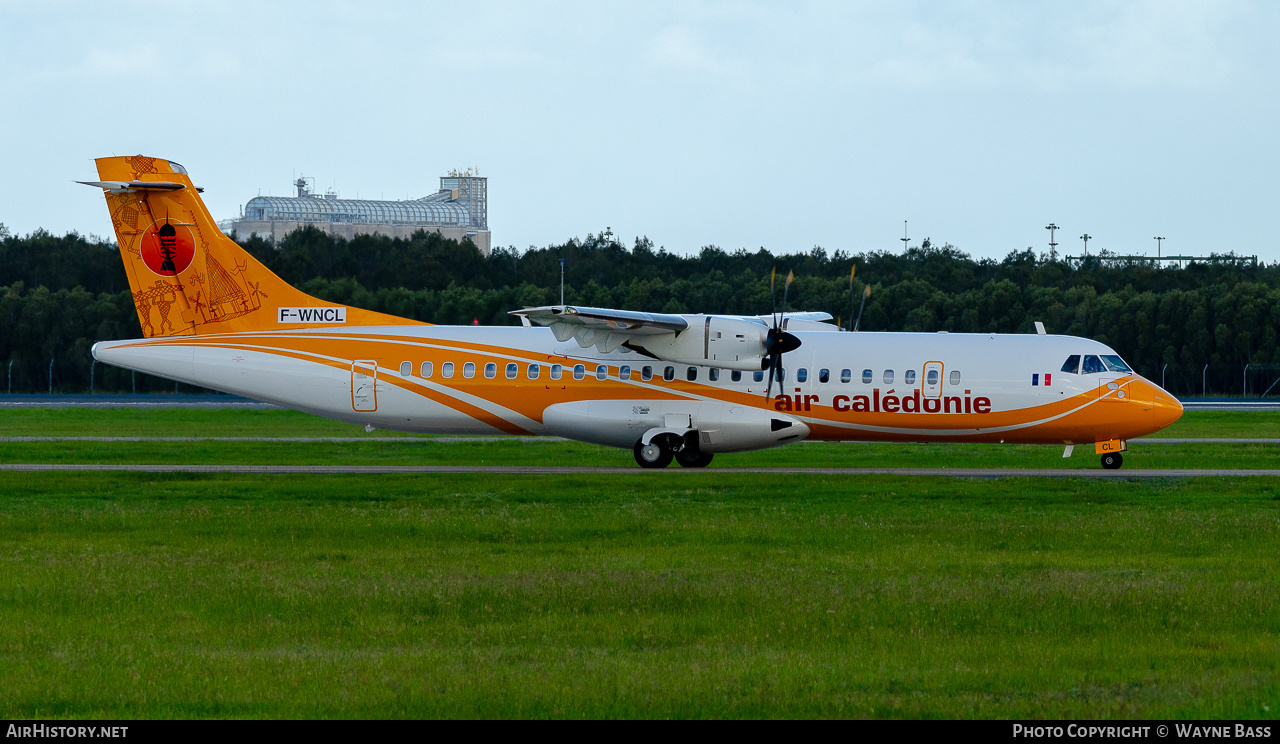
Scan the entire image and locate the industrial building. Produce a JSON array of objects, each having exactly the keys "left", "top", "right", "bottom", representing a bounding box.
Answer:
[{"left": 225, "top": 170, "right": 490, "bottom": 256}]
